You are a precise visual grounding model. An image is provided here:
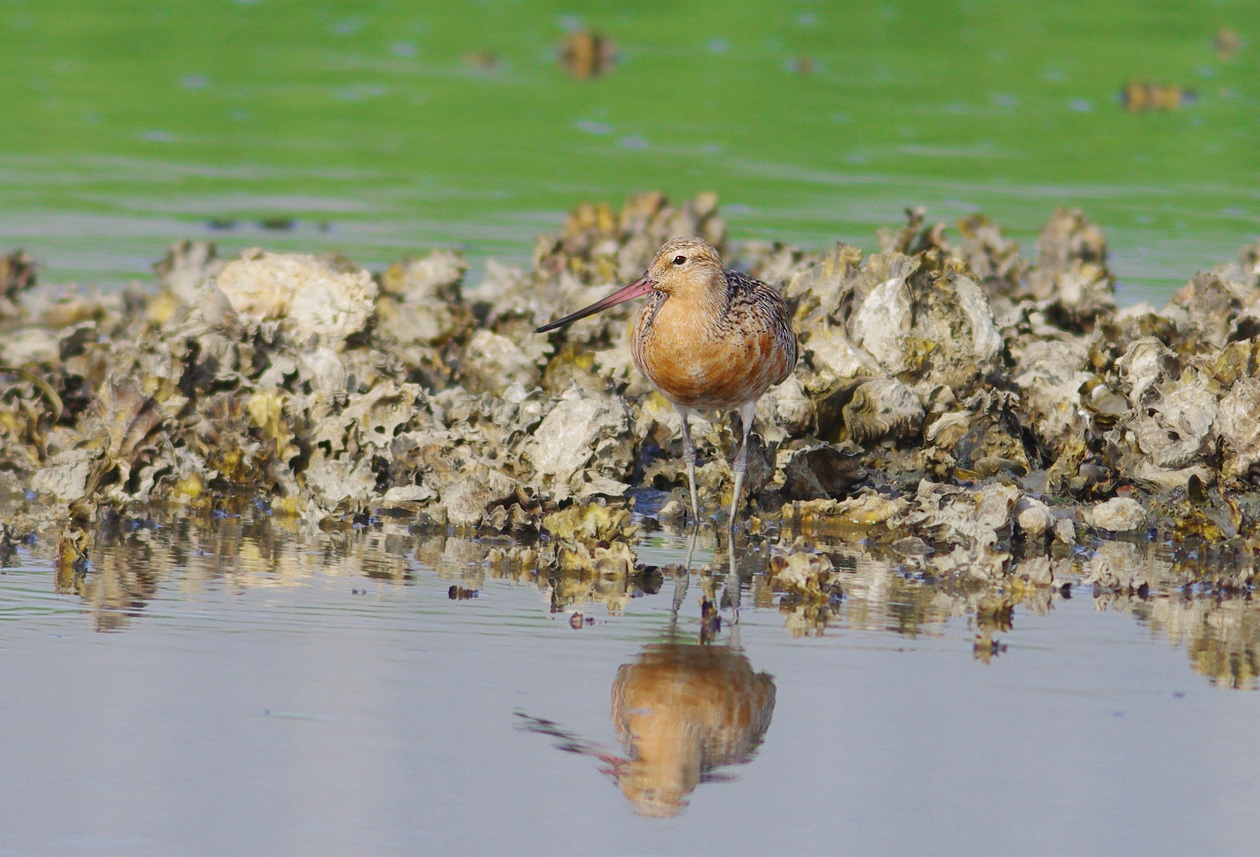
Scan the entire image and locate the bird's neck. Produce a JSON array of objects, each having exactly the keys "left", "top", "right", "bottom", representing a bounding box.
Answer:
[{"left": 678, "top": 273, "right": 730, "bottom": 327}]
